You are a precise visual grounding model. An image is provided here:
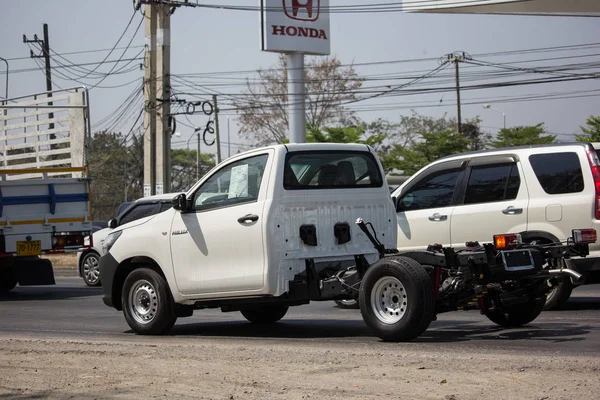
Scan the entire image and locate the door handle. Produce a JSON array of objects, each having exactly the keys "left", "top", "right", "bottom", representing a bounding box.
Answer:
[
  {"left": 428, "top": 213, "right": 448, "bottom": 222},
  {"left": 502, "top": 207, "right": 523, "bottom": 215},
  {"left": 237, "top": 214, "right": 259, "bottom": 224}
]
